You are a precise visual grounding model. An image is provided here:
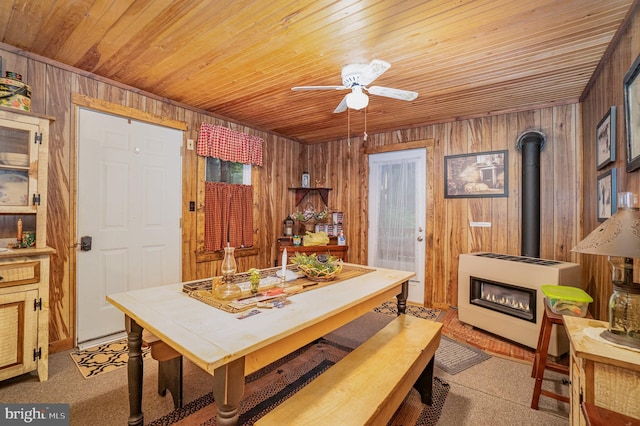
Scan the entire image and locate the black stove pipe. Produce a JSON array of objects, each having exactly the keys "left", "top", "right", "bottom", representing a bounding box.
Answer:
[{"left": 516, "top": 131, "right": 546, "bottom": 258}]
